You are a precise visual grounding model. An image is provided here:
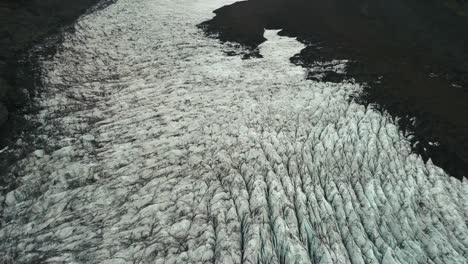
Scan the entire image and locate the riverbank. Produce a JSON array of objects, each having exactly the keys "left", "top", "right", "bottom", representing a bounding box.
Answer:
[
  {"left": 0, "top": 0, "right": 109, "bottom": 189},
  {"left": 201, "top": 0, "right": 468, "bottom": 180}
]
